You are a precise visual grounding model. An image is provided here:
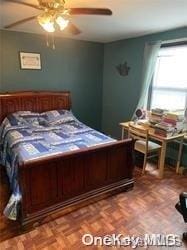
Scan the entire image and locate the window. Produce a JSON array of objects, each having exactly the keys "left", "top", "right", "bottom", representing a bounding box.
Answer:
[{"left": 150, "top": 44, "right": 187, "bottom": 111}]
